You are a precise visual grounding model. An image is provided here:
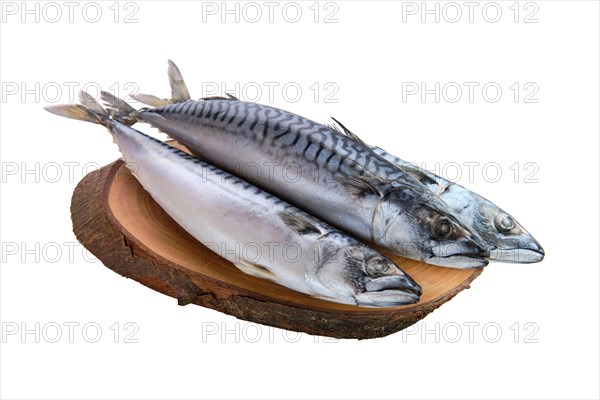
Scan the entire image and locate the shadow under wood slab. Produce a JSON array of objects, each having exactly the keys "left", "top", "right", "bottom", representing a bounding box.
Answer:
[{"left": 70, "top": 145, "right": 483, "bottom": 339}]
